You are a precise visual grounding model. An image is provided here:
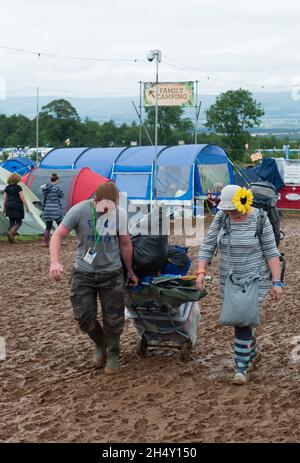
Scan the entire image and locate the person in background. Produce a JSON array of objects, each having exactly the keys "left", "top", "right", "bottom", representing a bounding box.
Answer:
[
  {"left": 3, "top": 173, "right": 29, "bottom": 243},
  {"left": 42, "top": 173, "right": 64, "bottom": 246},
  {"left": 196, "top": 184, "right": 284, "bottom": 385},
  {"left": 49, "top": 181, "right": 138, "bottom": 375},
  {"left": 207, "top": 182, "right": 223, "bottom": 213}
]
